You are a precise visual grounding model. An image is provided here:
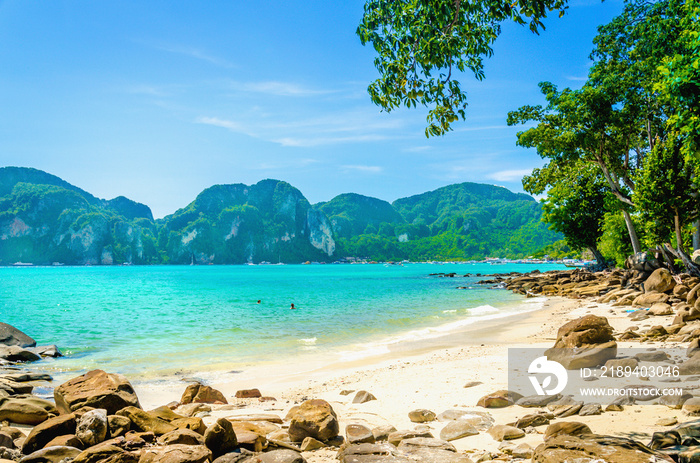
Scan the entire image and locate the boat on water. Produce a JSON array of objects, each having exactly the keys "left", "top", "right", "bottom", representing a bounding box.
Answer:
[{"left": 12, "top": 262, "right": 33, "bottom": 267}]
